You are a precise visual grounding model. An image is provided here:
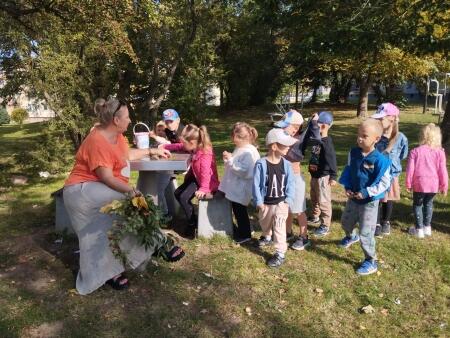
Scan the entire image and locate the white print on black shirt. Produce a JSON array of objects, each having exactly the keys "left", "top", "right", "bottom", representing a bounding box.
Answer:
[{"left": 266, "top": 174, "right": 286, "bottom": 198}]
